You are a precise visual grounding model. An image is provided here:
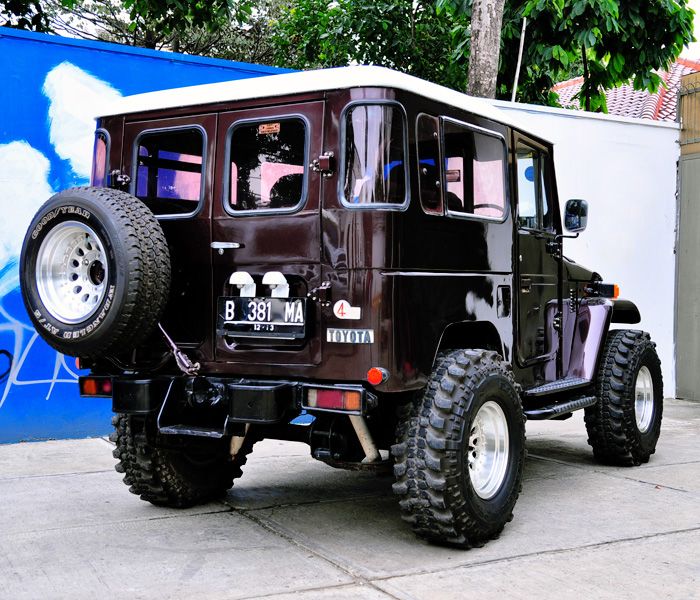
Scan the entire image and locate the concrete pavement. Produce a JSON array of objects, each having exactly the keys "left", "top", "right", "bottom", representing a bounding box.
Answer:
[{"left": 1, "top": 399, "right": 698, "bottom": 599}]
